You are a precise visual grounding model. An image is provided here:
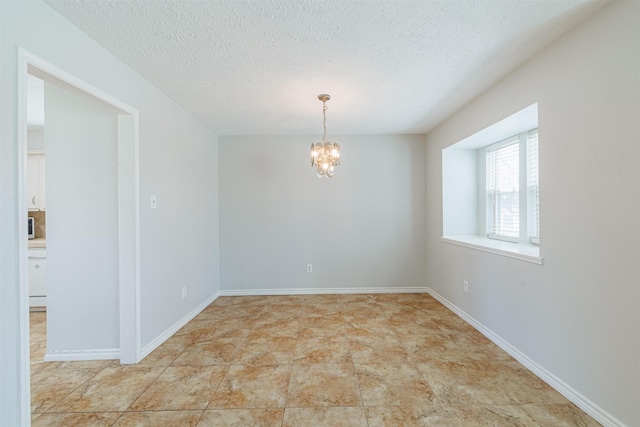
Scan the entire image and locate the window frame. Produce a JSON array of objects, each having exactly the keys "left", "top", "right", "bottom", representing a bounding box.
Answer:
[
  {"left": 526, "top": 129, "right": 539, "bottom": 245},
  {"left": 482, "top": 129, "right": 539, "bottom": 245},
  {"left": 441, "top": 103, "right": 541, "bottom": 264}
]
